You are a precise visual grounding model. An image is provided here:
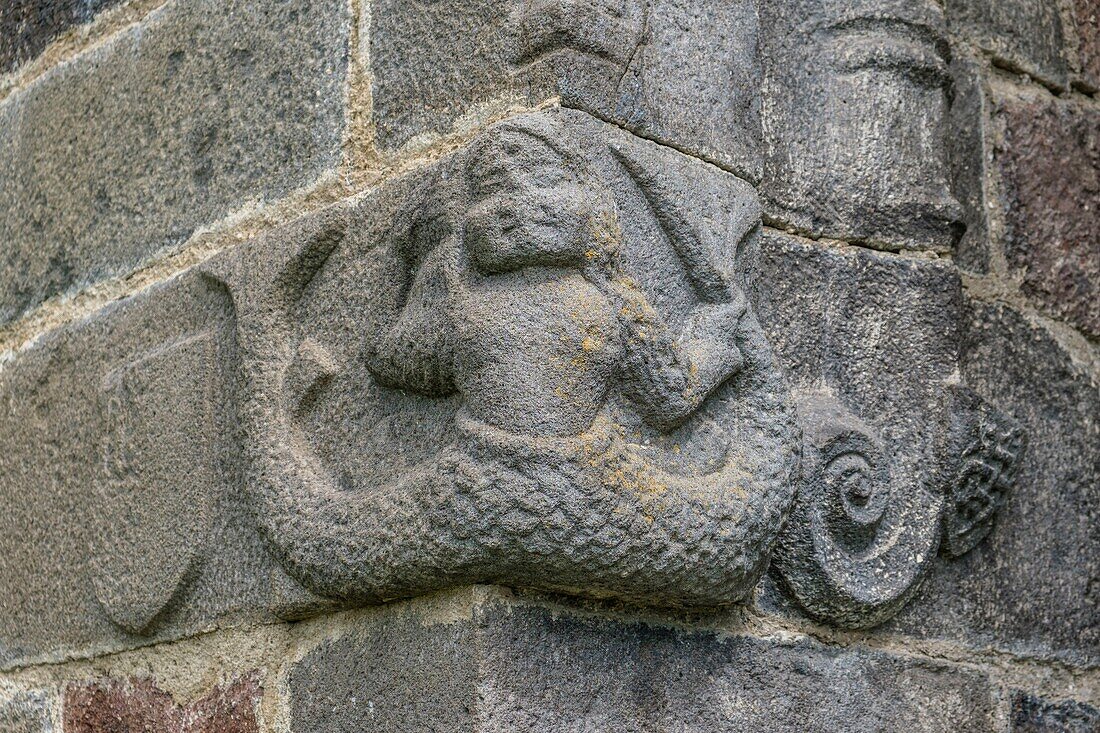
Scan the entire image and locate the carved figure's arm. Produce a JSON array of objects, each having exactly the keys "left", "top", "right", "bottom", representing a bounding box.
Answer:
[{"left": 365, "top": 244, "right": 457, "bottom": 397}]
